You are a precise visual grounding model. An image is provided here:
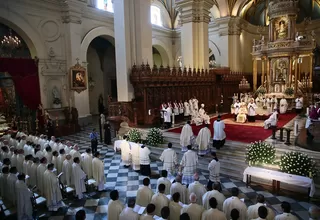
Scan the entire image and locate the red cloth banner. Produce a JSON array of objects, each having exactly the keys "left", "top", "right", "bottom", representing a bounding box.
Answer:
[{"left": 0, "top": 58, "right": 40, "bottom": 110}]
